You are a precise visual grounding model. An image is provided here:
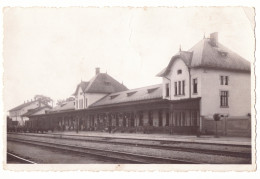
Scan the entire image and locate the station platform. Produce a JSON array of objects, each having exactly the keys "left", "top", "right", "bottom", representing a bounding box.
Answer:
[{"left": 52, "top": 131, "right": 251, "bottom": 146}]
